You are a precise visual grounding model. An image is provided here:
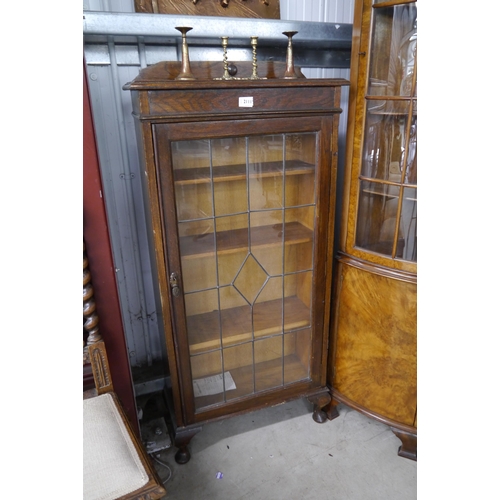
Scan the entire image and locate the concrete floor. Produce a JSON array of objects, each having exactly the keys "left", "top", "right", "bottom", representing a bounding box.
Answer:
[{"left": 150, "top": 399, "right": 417, "bottom": 499}]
